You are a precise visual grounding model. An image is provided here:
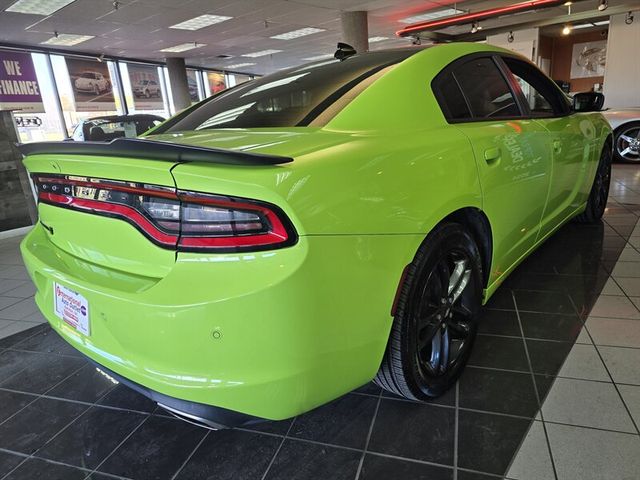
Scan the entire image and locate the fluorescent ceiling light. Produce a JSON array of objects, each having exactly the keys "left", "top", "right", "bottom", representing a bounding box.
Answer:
[
  {"left": 399, "top": 8, "right": 464, "bottom": 24},
  {"left": 241, "top": 49, "right": 282, "bottom": 58},
  {"left": 225, "top": 63, "right": 255, "bottom": 69},
  {"left": 573, "top": 20, "right": 610, "bottom": 29},
  {"left": 594, "top": 20, "right": 610, "bottom": 25},
  {"left": 170, "top": 14, "right": 232, "bottom": 30},
  {"left": 302, "top": 53, "right": 333, "bottom": 61},
  {"left": 6, "top": 0, "right": 75, "bottom": 15},
  {"left": 368, "top": 36, "right": 389, "bottom": 42},
  {"left": 270, "top": 27, "right": 325, "bottom": 40},
  {"left": 41, "top": 34, "right": 94, "bottom": 46},
  {"left": 160, "top": 43, "right": 206, "bottom": 53}
]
